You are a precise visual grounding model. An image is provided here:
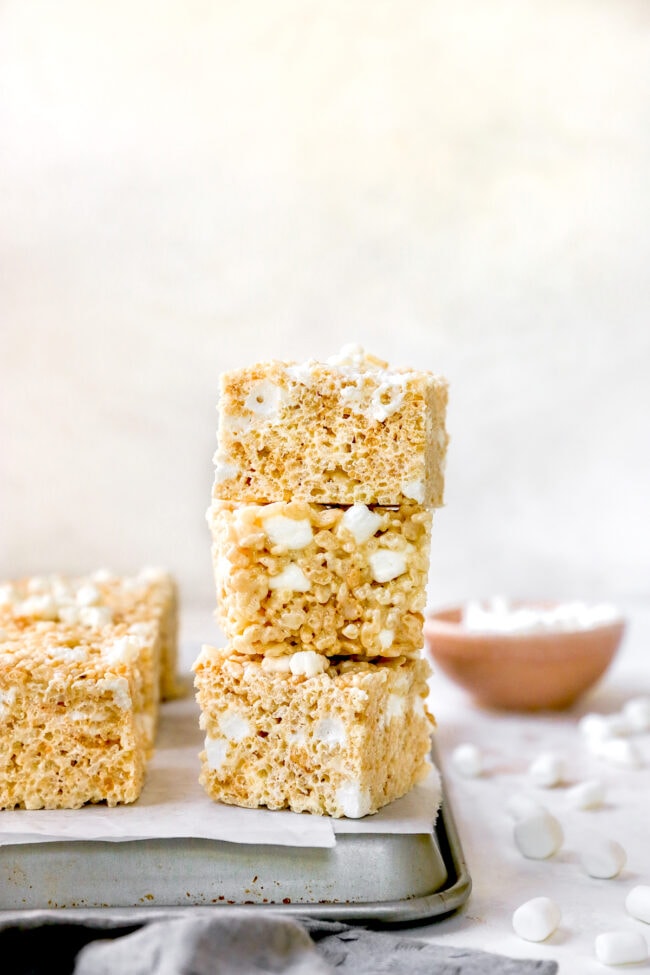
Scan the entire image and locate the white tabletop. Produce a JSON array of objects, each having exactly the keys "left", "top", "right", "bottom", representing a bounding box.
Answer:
[
  {"left": 414, "top": 602, "right": 650, "bottom": 974},
  {"left": 180, "top": 604, "right": 650, "bottom": 974}
]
